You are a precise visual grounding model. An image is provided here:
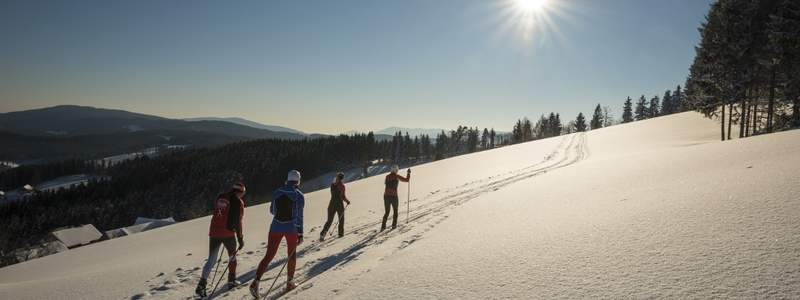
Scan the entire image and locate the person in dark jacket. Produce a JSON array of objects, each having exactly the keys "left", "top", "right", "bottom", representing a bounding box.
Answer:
[
  {"left": 250, "top": 170, "right": 305, "bottom": 297},
  {"left": 319, "top": 172, "right": 351, "bottom": 241},
  {"left": 196, "top": 182, "right": 246, "bottom": 298},
  {"left": 382, "top": 165, "right": 409, "bottom": 231}
]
